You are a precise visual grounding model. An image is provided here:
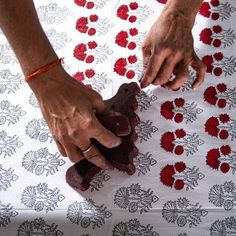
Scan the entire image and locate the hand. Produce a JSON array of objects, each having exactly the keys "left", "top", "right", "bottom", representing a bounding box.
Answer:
[
  {"left": 29, "top": 66, "right": 122, "bottom": 170},
  {"left": 141, "top": 9, "right": 206, "bottom": 90}
]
